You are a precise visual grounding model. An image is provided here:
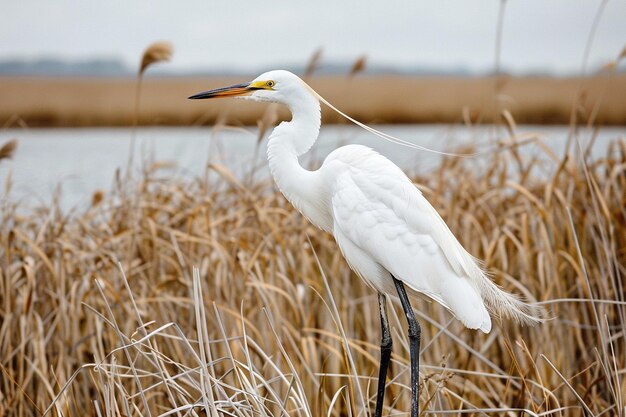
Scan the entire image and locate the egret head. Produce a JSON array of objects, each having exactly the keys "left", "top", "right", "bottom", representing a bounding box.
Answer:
[{"left": 188, "top": 70, "right": 307, "bottom": 105}]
